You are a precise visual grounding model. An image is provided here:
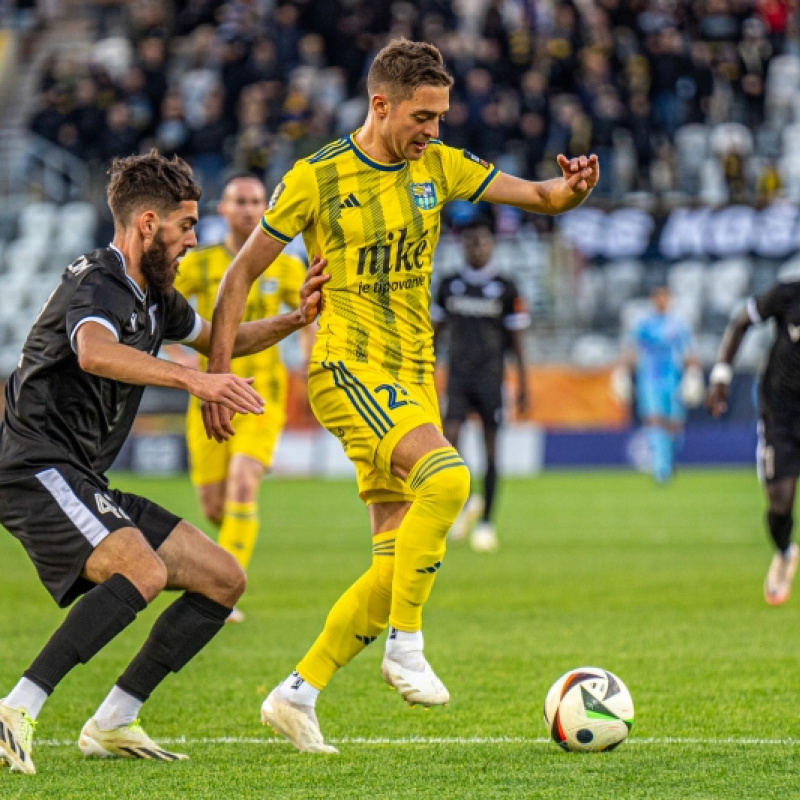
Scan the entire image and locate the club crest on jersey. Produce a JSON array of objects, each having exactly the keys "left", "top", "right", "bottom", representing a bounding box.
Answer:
[{"left": 411, "top": 182, "right": 437, "bottom": 210}]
